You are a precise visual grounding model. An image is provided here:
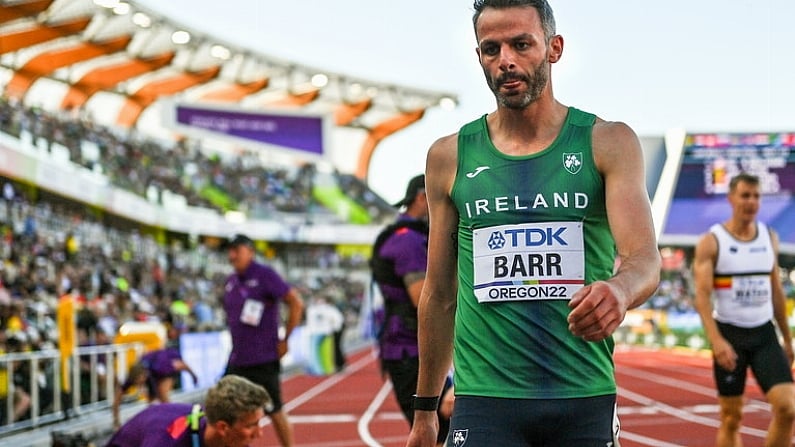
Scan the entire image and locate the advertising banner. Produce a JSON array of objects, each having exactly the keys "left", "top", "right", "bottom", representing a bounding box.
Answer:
[
  {"left": 664, "top": 132, "right": 795, "bottom": 244},
  {"left": 168, "top": 102, "right": 328, "bottom": 158}
]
